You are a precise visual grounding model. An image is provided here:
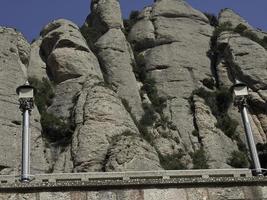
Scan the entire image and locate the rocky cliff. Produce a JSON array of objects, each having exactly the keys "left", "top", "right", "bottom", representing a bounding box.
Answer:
[{"left": 0, "top": 0, "right": 266, "bottom": 175}]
